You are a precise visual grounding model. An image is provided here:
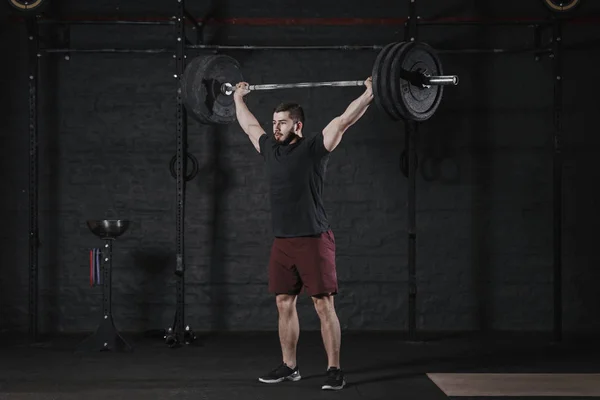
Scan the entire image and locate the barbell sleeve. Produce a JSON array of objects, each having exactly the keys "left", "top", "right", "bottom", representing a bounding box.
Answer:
[{"left": 423, "top": 75, "right": 459, "bottom": 85}]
